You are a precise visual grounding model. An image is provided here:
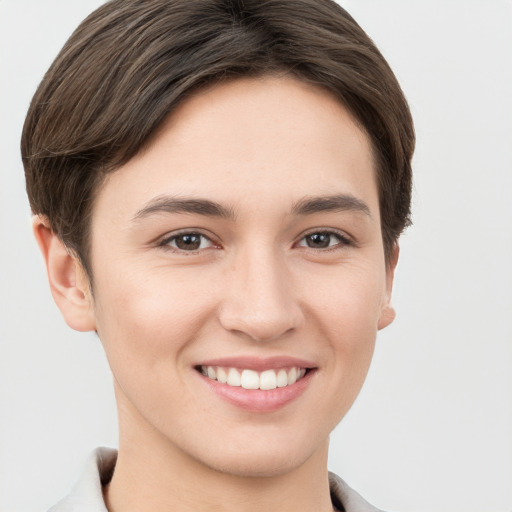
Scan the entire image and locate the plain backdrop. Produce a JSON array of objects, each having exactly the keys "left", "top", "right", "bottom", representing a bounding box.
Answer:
[{"left": 1, "top": 1, "right": 511, "bottom": 511}]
